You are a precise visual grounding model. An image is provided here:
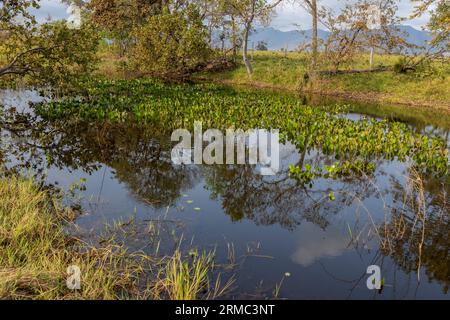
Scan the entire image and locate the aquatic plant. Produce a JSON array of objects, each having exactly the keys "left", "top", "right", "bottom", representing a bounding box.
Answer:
[{"left": 33, "top": 79, "right": 449, "bottom": 184}]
